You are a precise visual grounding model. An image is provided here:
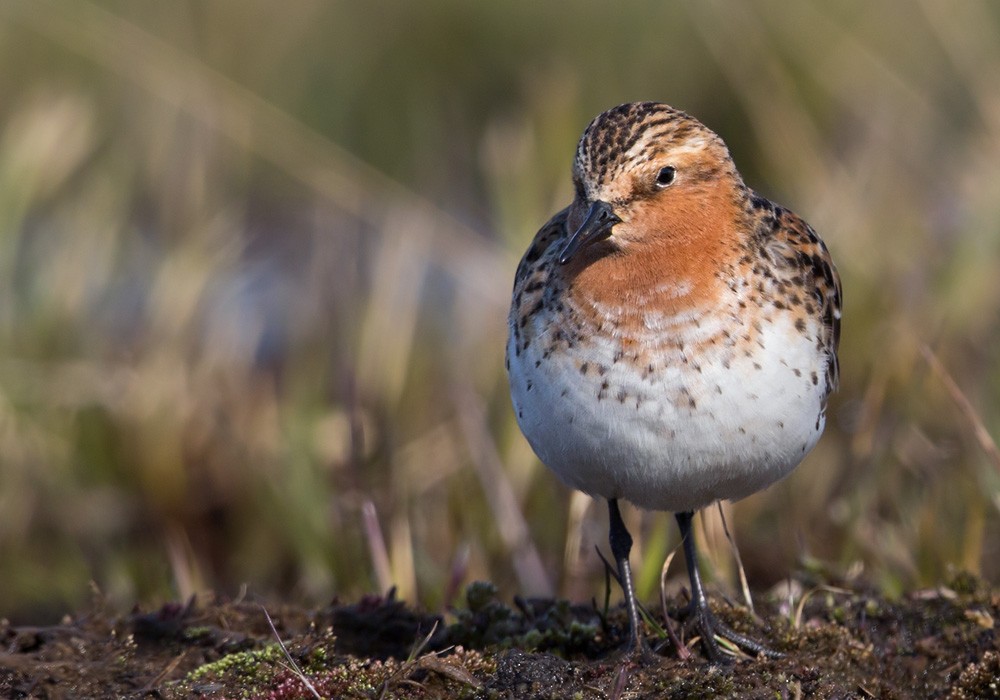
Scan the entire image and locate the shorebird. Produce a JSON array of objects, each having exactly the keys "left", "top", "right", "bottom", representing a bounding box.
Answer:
[{"left": 506, "top": 102, "right": 841, "bottom": 660}]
